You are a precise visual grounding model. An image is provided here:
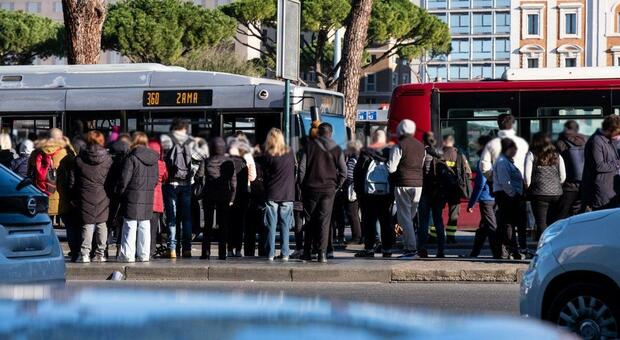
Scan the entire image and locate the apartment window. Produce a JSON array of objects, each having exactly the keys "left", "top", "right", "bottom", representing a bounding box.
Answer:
[
  {"left": 450, "top": 13, "right": 470, "bottom": 35},
  {"left": 527, "top": 58, "right": 539, "bottom": 68},
  {"left": 450, "top": 65, "right": 469, "bottom": 80},
  {"left": 53, "top": 1, "right": 62, "bottom": 12},
  {"left": 495, "top": 38, "right": 510, "bottom": 60},
  {"left": 392, "top": 72, "right": 398, "bottom": 86},
  {"left": 0, "top": 2, "right": 14, "bottom": 9},
  {"left": 473, "top": 13, "right": 493, "bottom": 34},
  {"left": 428, "top": 0, "right": 447, "bottom": 9},
  {"left": 495, "top": 12, "right": 510, "bottom": 34},
  {"left": 565, "top": 58, "right": 577, "bottom": 67},
  {"left": 451, "top": 0, "right": 470, "bottom": 9},
  {"left": 435, "top": 13, "right": 448, "bottom": 24},
  {"left": 473, "top": 0, "right": 492, "bottom": 8},
  {"left": 559, "top": 5, "right": 581, "bottom": 39},
  {"left": 565, "top": 13, "right": 577, "bottom": 35},
  {"left": 527, "top": 14, "right": 539, "bottom": 36},
  {"left": 451, "top": 39, "right": 470, "bottom": 60},
  {"left": 427, "top": 65, "right": 448, "bottom": 81},
  {"left": 26, "top": 1, "right": 41, "bottom": 12},
  {"left": 472, "top": 64, "right": 493, "bottom": 78},
  {"left": 495, "top": 0, "right": 510, "bottom": 8},
  {"left": 495, "top": 64, "right": 509, "bottom": 78},
  {"left": 365, "top": 74, "right": 376, "bottom": 92},
  {"left": 473, "top": 39, "right": 492, "bottom": 60}
]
